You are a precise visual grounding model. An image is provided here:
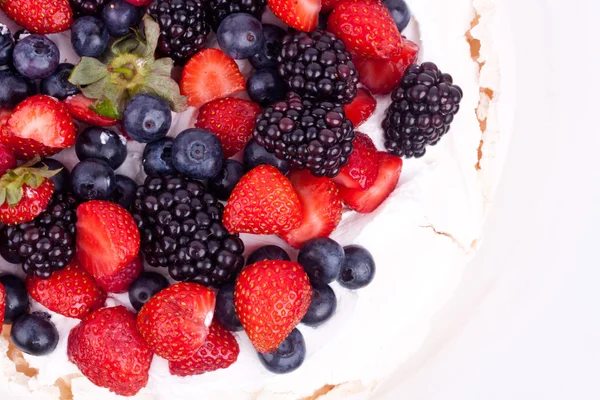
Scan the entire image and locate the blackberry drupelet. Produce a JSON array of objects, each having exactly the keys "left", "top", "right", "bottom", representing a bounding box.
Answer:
[
  {"left": 277, "top": 29, "right": 359, "bottom": 104},
  {"left": 70, "top": 0, "right": 110, "bottom": 16},
  {"left": 207, "top": 0, "right": 266, "bottom": 31},
  {"left": 253, "top": 92, "right": 355, "bottom": 178},
  {"left": 382, "top": 62, "right": 463, "bottom": 158},
  {"left": 148, "top": 0, "right": 211, "bottom": 66},
  {"left": 132, "top": 175, "right": 245, "bottom": 287}
]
